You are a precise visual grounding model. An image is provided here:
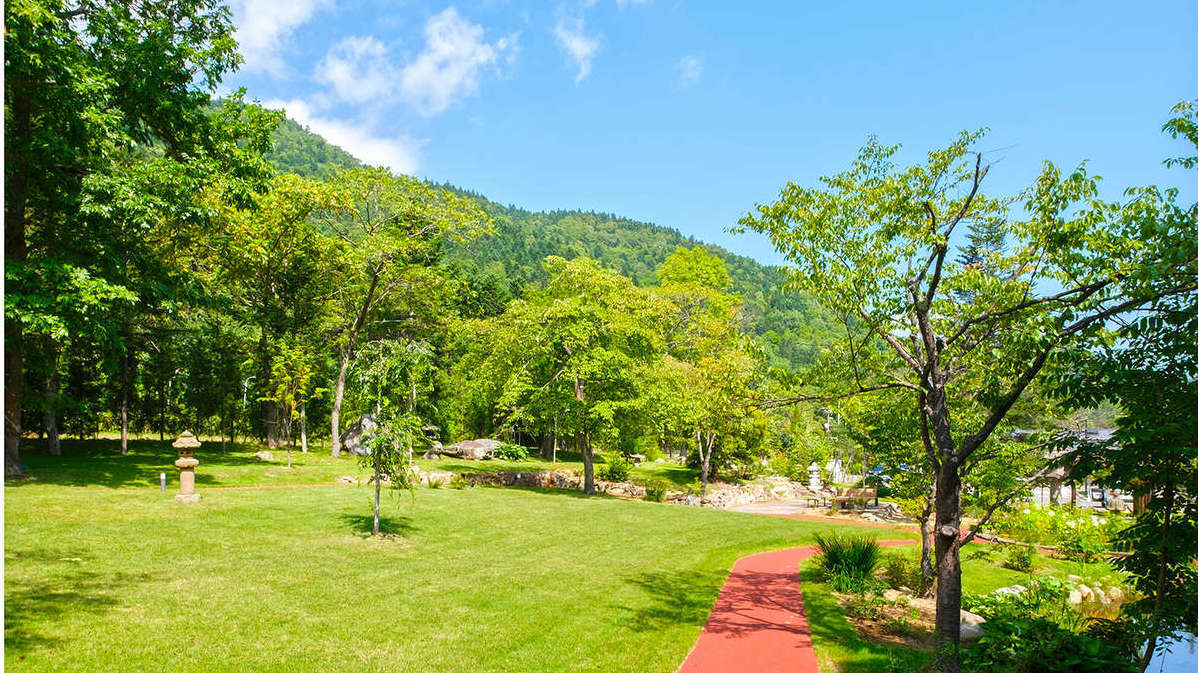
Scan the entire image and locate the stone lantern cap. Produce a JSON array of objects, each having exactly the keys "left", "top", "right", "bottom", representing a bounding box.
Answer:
[{"left": 172, "top": 431, "right": 201, "bottom": 450}]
